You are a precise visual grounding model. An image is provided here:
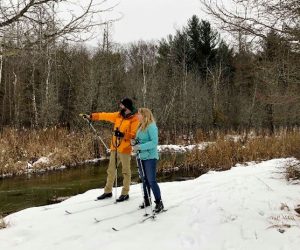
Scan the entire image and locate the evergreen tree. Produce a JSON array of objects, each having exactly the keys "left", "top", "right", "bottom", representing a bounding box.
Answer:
[
  {"left": 198, "top": 20, "right": 219, "bottom": 73},
  {"left": 186, "top": 15, "right": 202, "bottom": 71}
]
